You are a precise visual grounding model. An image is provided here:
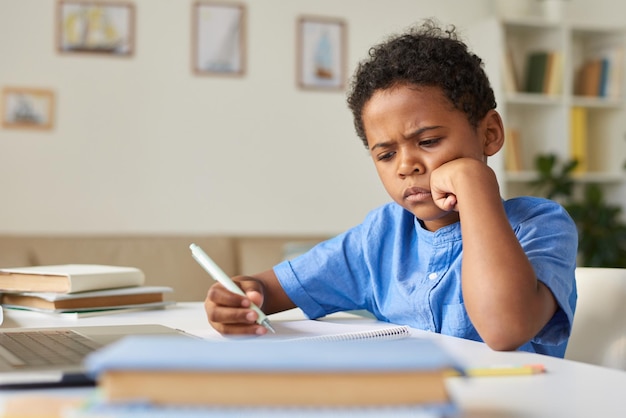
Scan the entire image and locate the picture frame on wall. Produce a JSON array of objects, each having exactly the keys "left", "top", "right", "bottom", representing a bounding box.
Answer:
[
  {"left": 297, "top": 16, "right": 347, "bottom": 90},
  {"left": 2, "top": 87, "right": 55, "bottom": 130},
  {"left": 57, "top": 1, "right": 135, "bottom": 56},
  {"left": 193, "top": 2, "right": 246, "bottom": 76}
]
